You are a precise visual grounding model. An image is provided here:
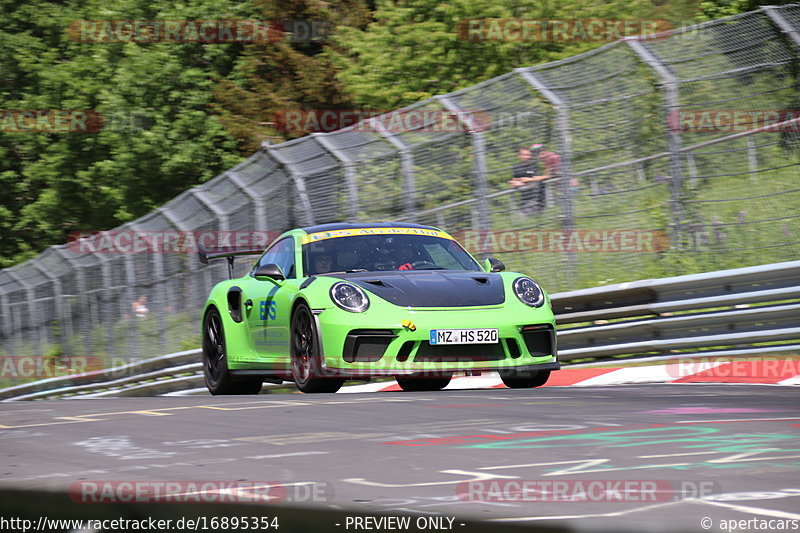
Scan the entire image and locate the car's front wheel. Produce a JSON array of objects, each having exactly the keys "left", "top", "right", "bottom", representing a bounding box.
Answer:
[
  {"left": 500, "top": 369, "right": 551, "bottom": 389},
  {"left": 202, "top": 307, "right": 263, "bottom": 395},
  {"left": 291, "top": 303, "right": 344, "bottom": 393},
  {"left": 395, "top": 373, "right": 452, "bottom": 392}
]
